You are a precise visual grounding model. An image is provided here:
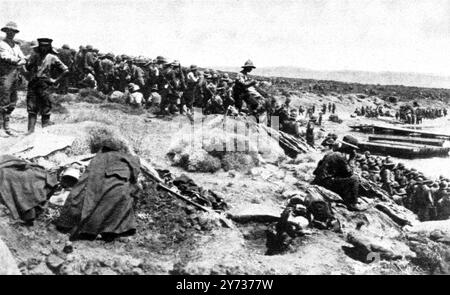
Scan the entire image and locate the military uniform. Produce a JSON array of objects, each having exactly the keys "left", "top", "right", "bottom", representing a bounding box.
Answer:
[
  {"left": 98, "top": 55, "right": 115, "bottom": 93},
  {"left": 312, "top": 151, "right": 360, "bottom": 207},
  {"left": 182, "top": 66, "right": 199, "bottom": 111},
  {"left": 0, "top": 22, "right": 26, "bottom": 135},
  {"left": 58, "top": 45, "right": 73, "bottom": 94},
  {"left": 25, "top": 39, "right": 68, "bottom": 131},
  {"left": 437, "top": 192, "right": 450, "bottom": 220},
  {"left": 413, "top": 181, "right": 434, "bottom": 221}
]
